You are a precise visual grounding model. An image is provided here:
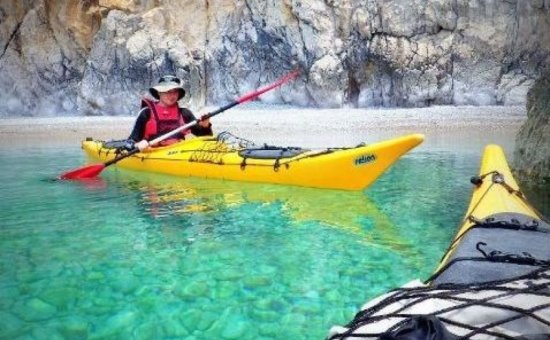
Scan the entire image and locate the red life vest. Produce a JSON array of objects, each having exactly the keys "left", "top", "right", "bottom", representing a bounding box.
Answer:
[{"left": 141, "top": 99, "right": 189, "bottom": 144}]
